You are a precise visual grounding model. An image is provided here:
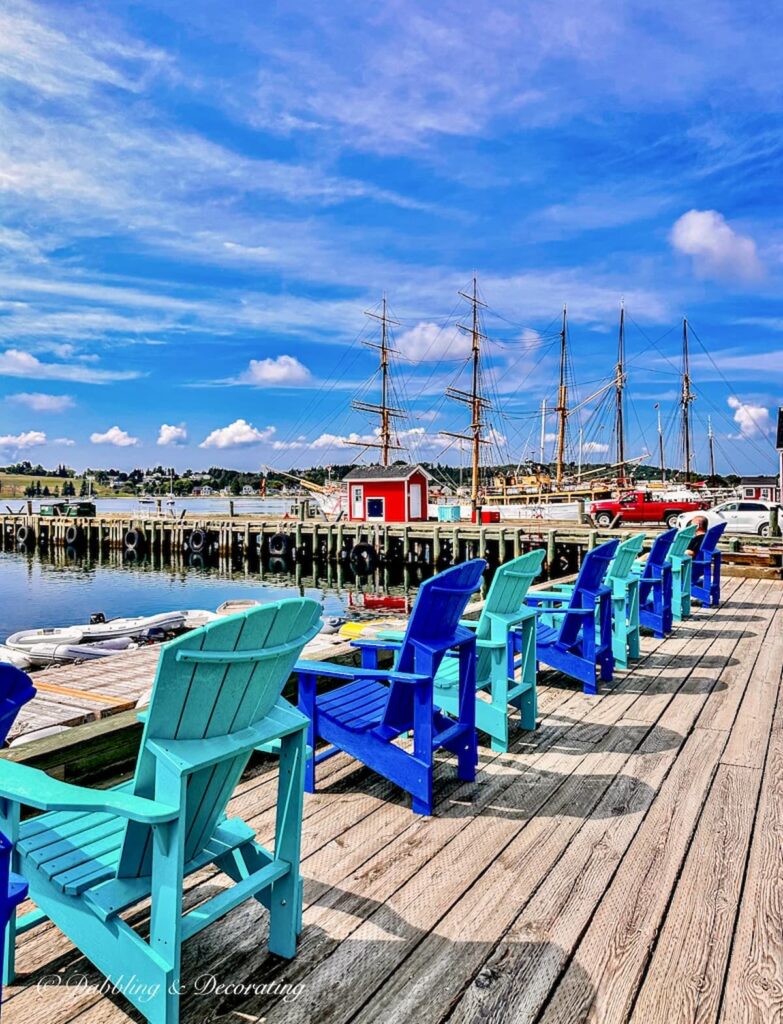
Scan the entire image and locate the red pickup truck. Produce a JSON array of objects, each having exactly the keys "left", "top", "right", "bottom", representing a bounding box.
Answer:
[{"left": 588, "top": 490, "right": 709, "bottom": 529}]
